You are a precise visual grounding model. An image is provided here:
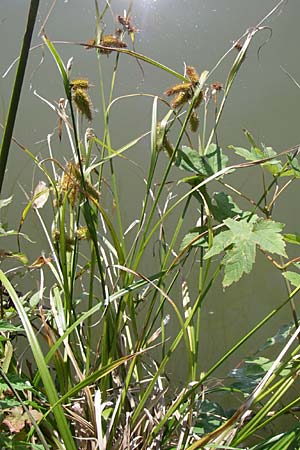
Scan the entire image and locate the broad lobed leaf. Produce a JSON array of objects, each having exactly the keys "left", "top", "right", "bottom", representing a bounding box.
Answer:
[
  {"left": 176, "top": 144, "right": 228, "bottom": 178},
  {"left": 204, "top": 216, "right": 287, "bottom": 287}
]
